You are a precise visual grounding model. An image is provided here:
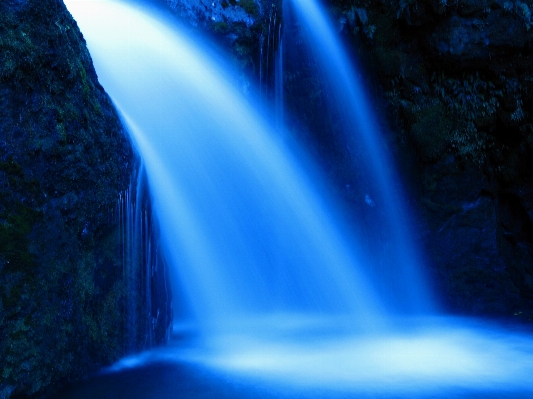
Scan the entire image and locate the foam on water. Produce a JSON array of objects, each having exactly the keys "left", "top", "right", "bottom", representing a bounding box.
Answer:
[{"left": 99, "top": 316, "right": 533, "bottom": 397}]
